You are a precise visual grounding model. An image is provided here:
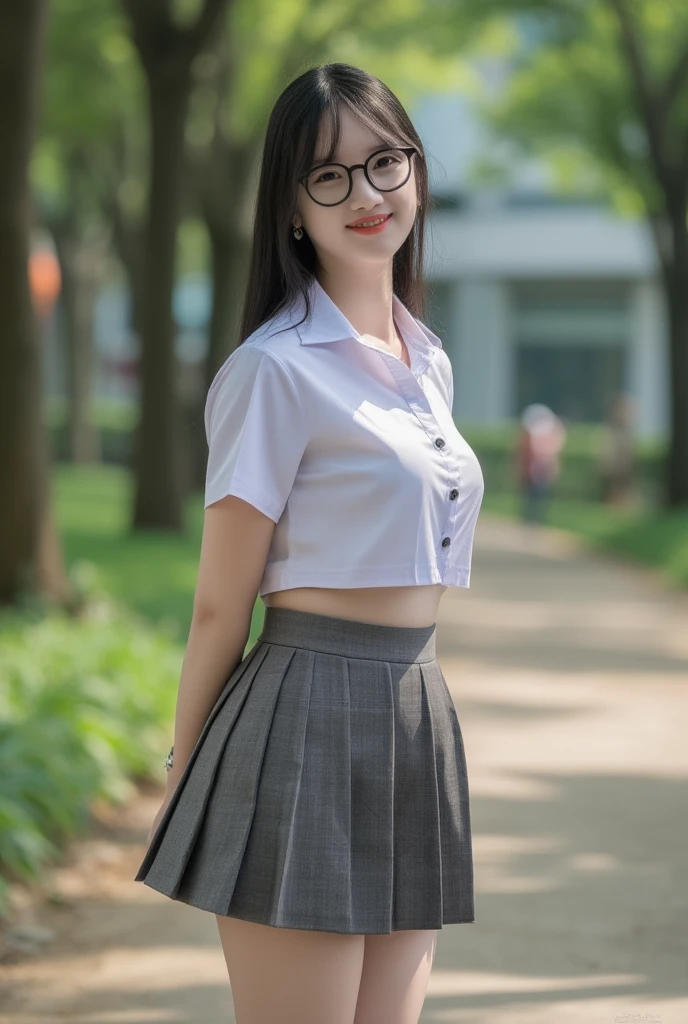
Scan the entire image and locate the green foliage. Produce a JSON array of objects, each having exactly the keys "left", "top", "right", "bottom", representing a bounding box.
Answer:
[
  {"left": 461, "top": 420, "right": 666, "bottom": 505},
  {"left": 35, "top": 0, "right": 145, "bottom": 221},
  {"left": 52, "top": 463, "right": 203, "bottom": 639},
  {"left": 196, "top": 0, "right": 480, "bottom": 170},
  {"left": 462, "top": 0, "right": 688, "bottom": 215},
  {"left": 0, "top": 459, "right": 272, "bottom": 919},
  {"left": 0, "top": 588, "right": 182, "bottom": 918}
]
